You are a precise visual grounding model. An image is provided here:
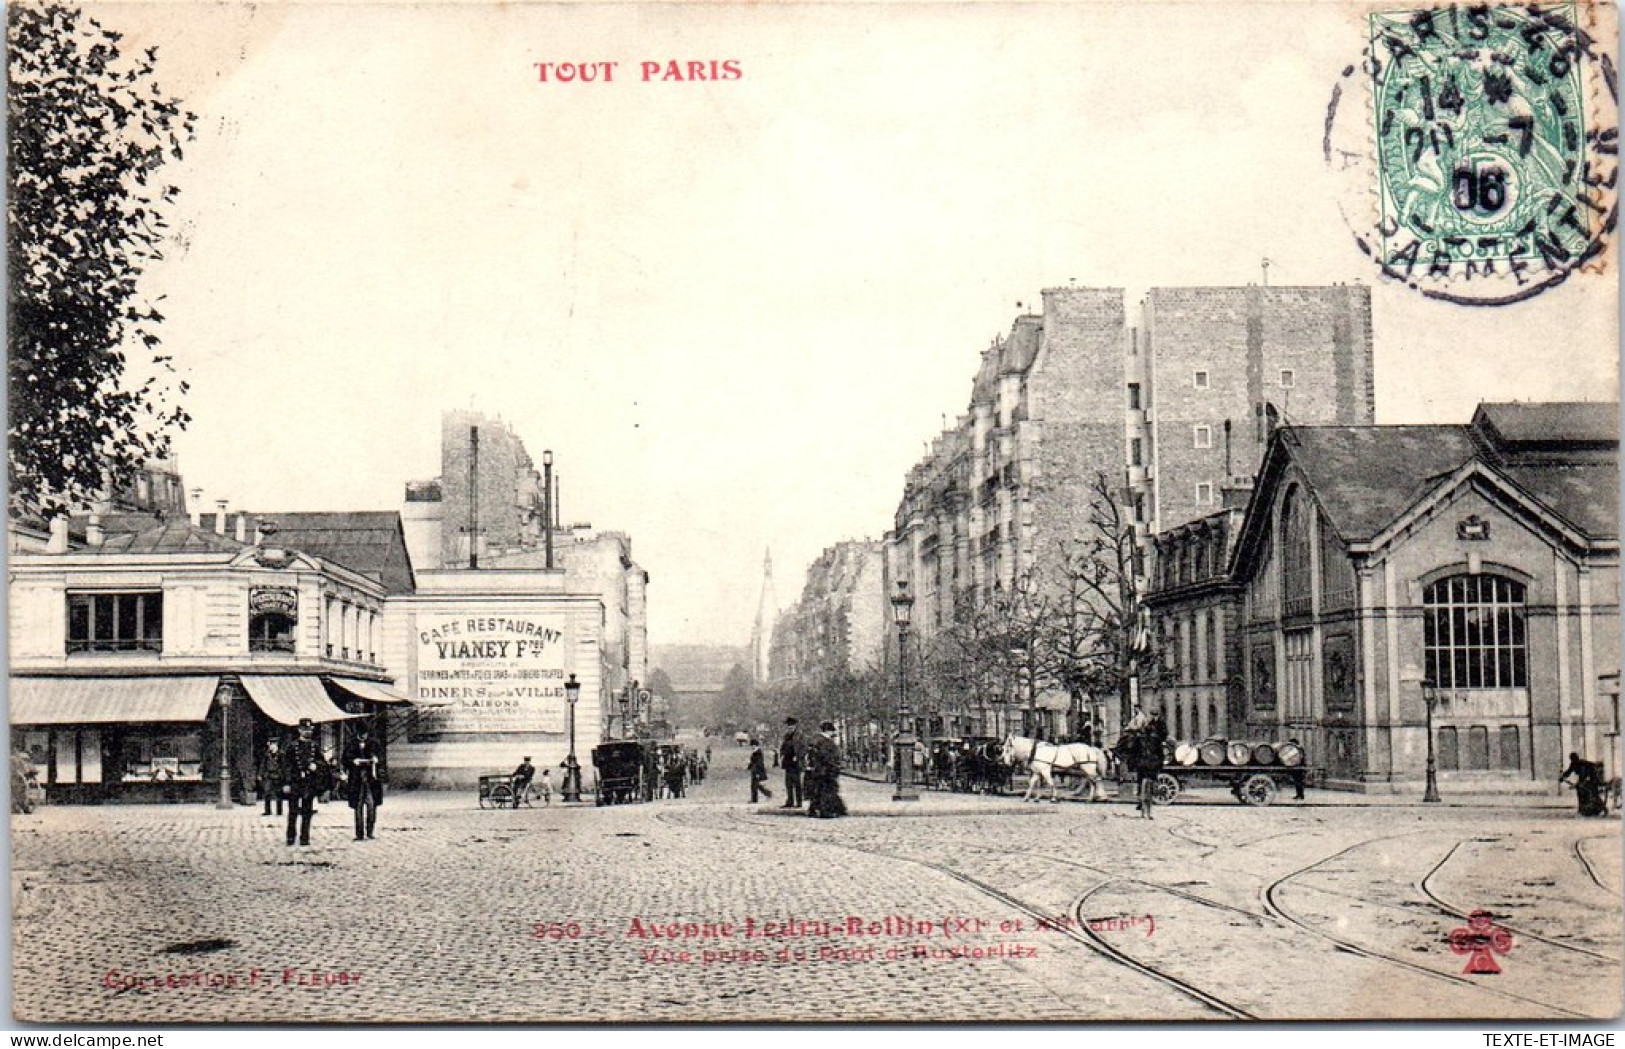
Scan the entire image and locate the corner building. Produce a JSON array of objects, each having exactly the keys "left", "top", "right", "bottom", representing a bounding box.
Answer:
[{"left": 887, "top": 284, "right": 1374, "bottom": 733}]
